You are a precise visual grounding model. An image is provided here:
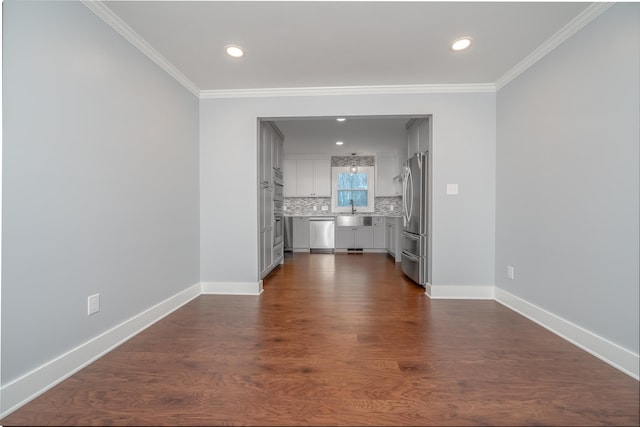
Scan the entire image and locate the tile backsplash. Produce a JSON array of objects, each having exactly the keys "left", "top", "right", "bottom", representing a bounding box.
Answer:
[{"left": 284, "top": 196, "right": 402, "bottom": 216}]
